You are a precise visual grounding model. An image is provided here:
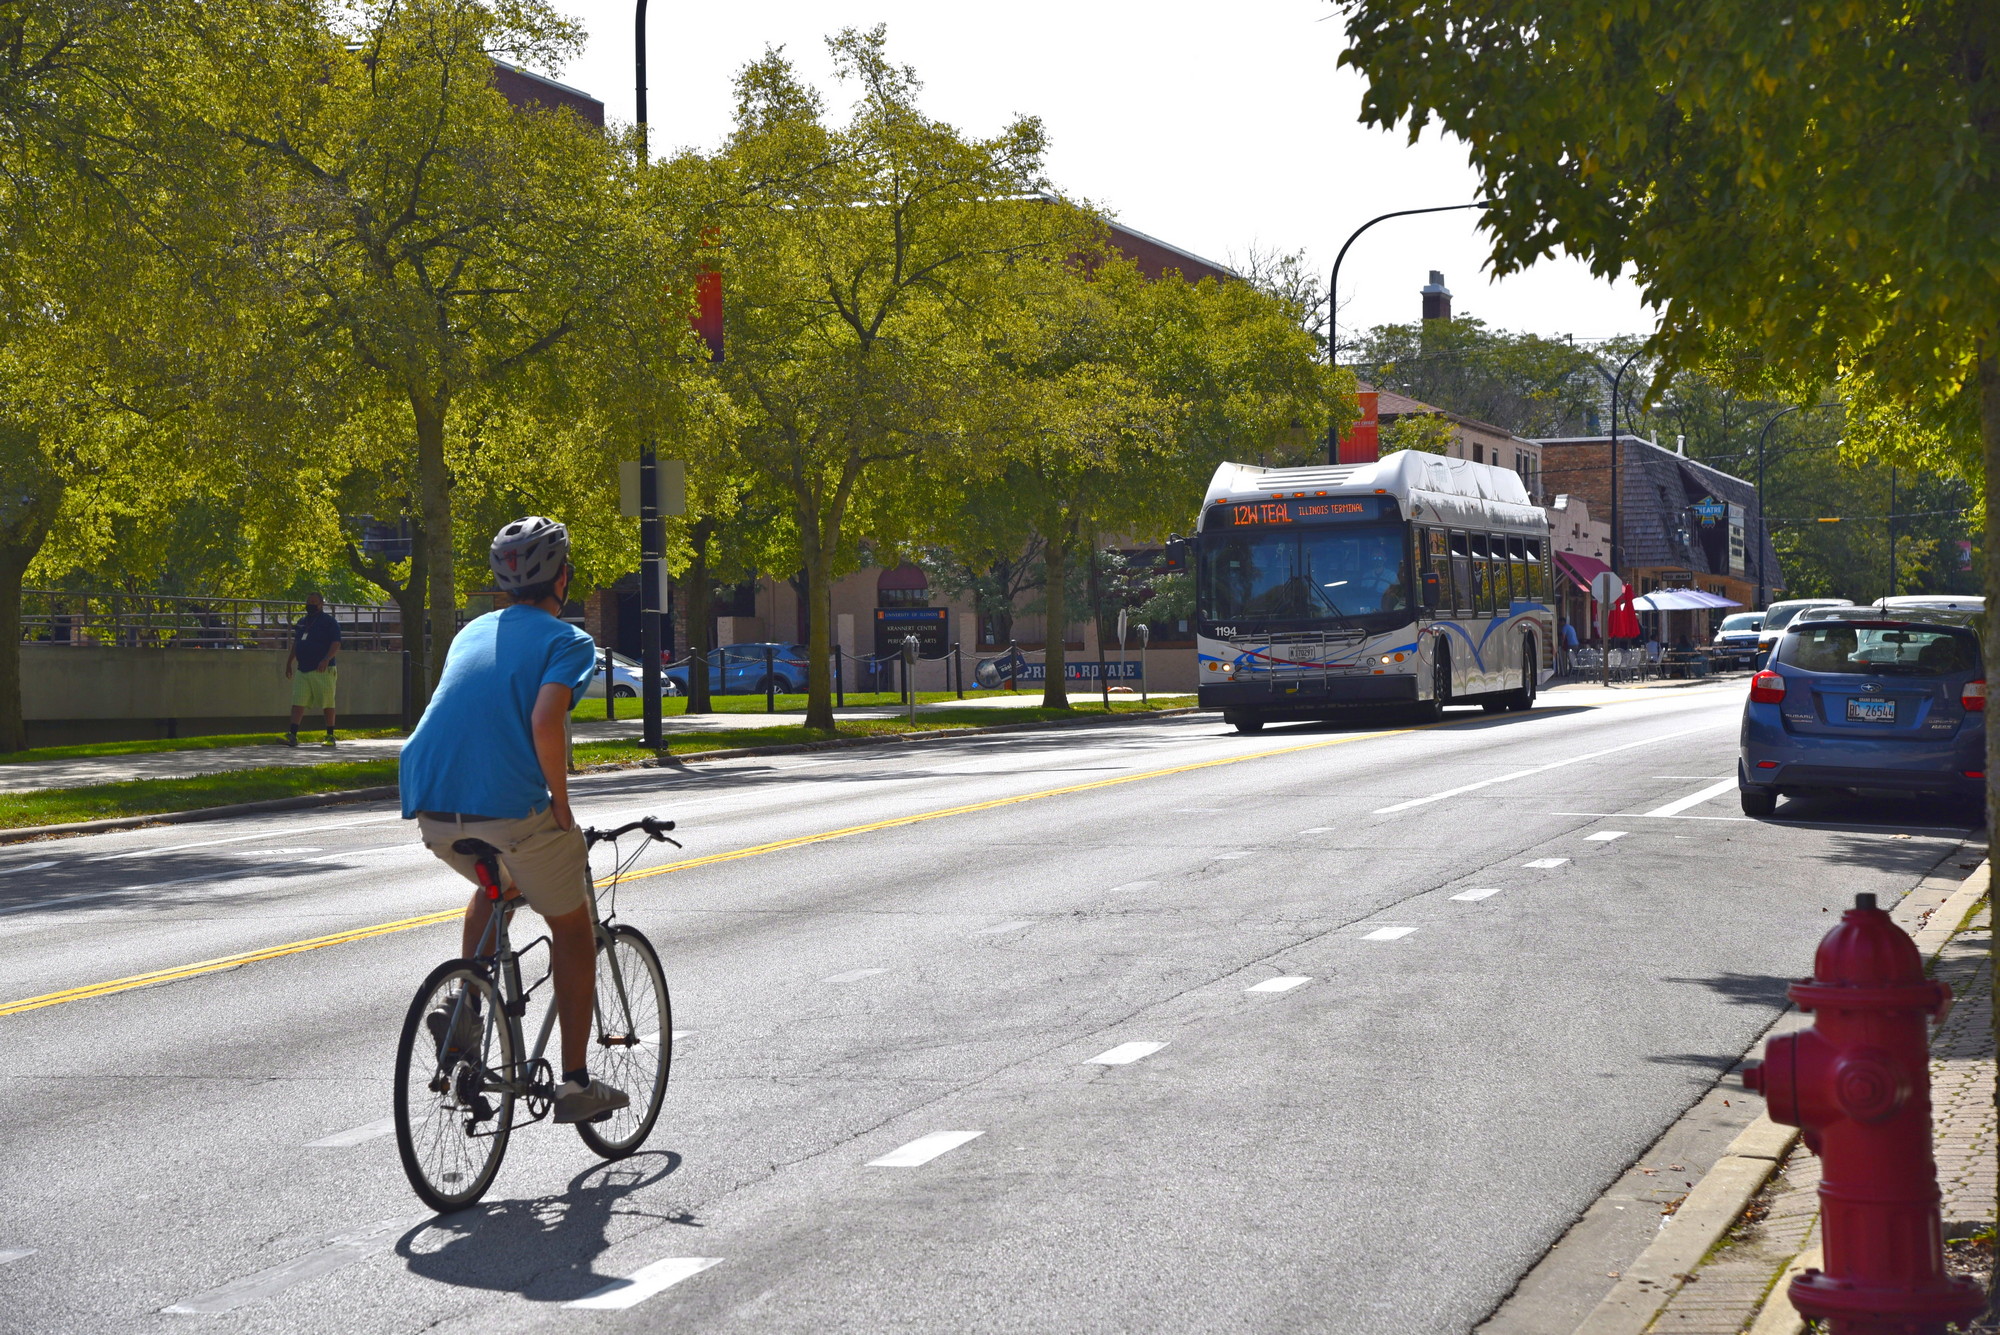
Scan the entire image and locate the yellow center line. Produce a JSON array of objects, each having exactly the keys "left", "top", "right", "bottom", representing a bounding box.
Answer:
[{"left": 1, "top": 720, "right": 1444, "bottom": 1017}]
